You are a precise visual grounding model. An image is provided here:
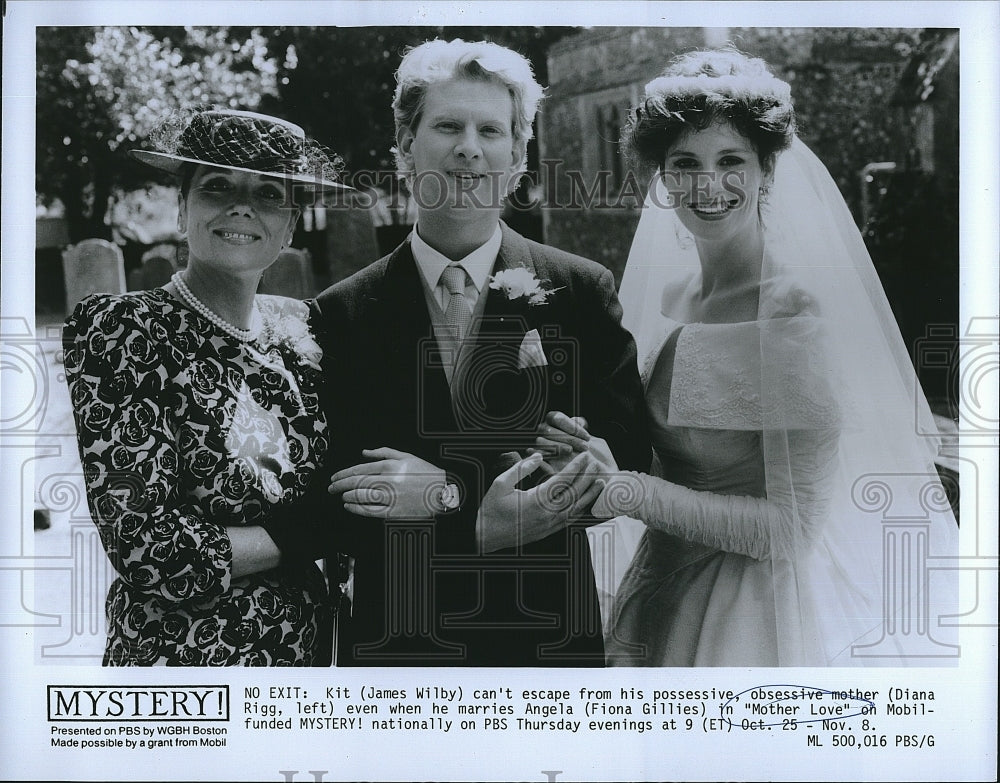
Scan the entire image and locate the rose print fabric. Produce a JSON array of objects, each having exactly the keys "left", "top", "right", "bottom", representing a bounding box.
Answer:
[{"left": 63, "top": 289, "right": 333, "bottom": 666}]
